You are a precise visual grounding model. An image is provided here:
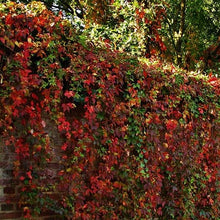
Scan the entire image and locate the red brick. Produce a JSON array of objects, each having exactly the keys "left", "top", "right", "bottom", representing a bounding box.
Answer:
[
  {"left": 0, "top": 196, "right": 6, "bottom": 203},
  {"left": 47, "top": 163, "right": 61, "bottom": 169},
  {"left": 1, "top": 203, "right": 14, "bottom": 211},
  {"left": 41, "top": 210, "right": 56, "bottom": 216},
  {"left": 0, "top": 212, "right": 22, "bottom": 219},
  {"left": 3, "top": 187, "right": 15, "bottom": 194},
  {"left": 0, "top": 195, "right": 20, "bottom": 203},
  {"left": 15, "top": 203, "right": 31, "bottom": 211},
  {"left": 3, "top": 170, "right": 13, "bottom": 179},
  {"left": 0, "top": 162, "right": 9, "bottom": 168},
  {"left": 0, "top": 179, "right": 19, "bottom": 185},
  {"left": 43, "top": 216, "right": 66, "bottom": 220}
]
